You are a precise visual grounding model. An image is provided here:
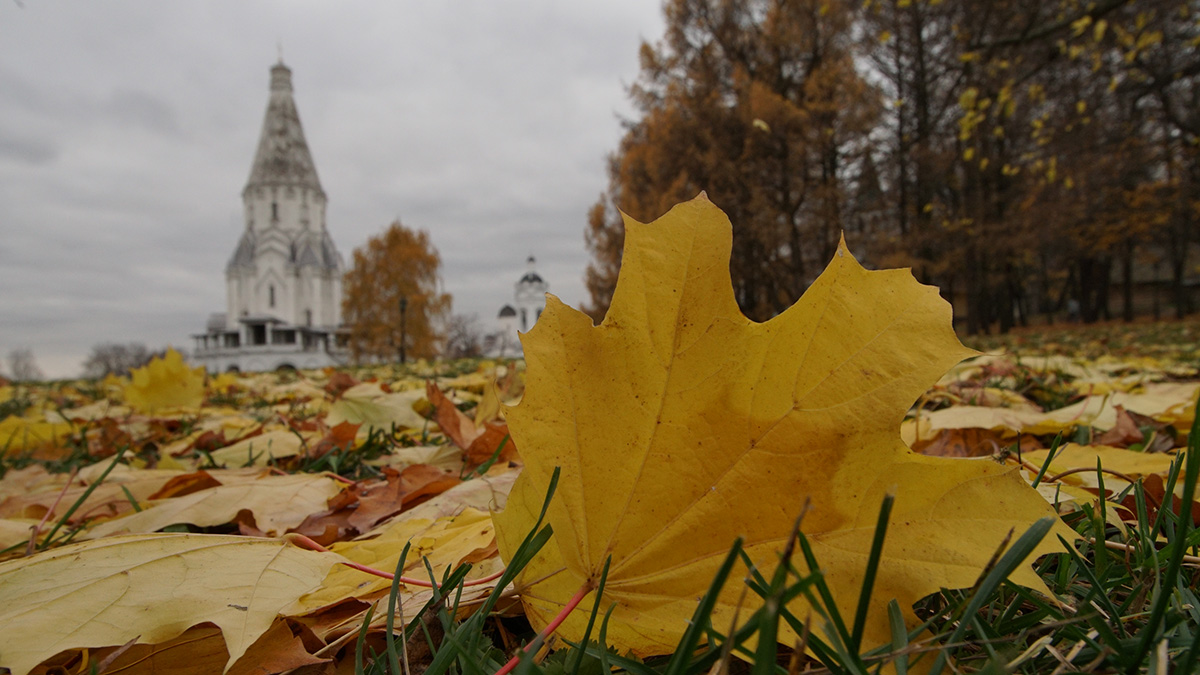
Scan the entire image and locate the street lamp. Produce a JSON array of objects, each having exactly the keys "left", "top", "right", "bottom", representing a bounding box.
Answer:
[{"left": 398, "top": 296, "right": 408, "bottom": 364}]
